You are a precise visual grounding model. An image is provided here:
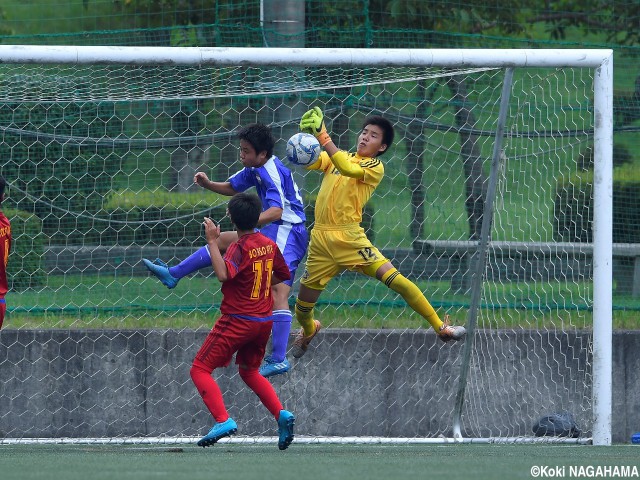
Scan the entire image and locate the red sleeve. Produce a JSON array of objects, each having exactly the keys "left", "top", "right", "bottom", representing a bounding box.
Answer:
[
  {"left": 223, "top": 242, "right": 242, "bottom": 280},
  {"left": 0, "top": 214, "right": 11, "bottom": 297}
]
